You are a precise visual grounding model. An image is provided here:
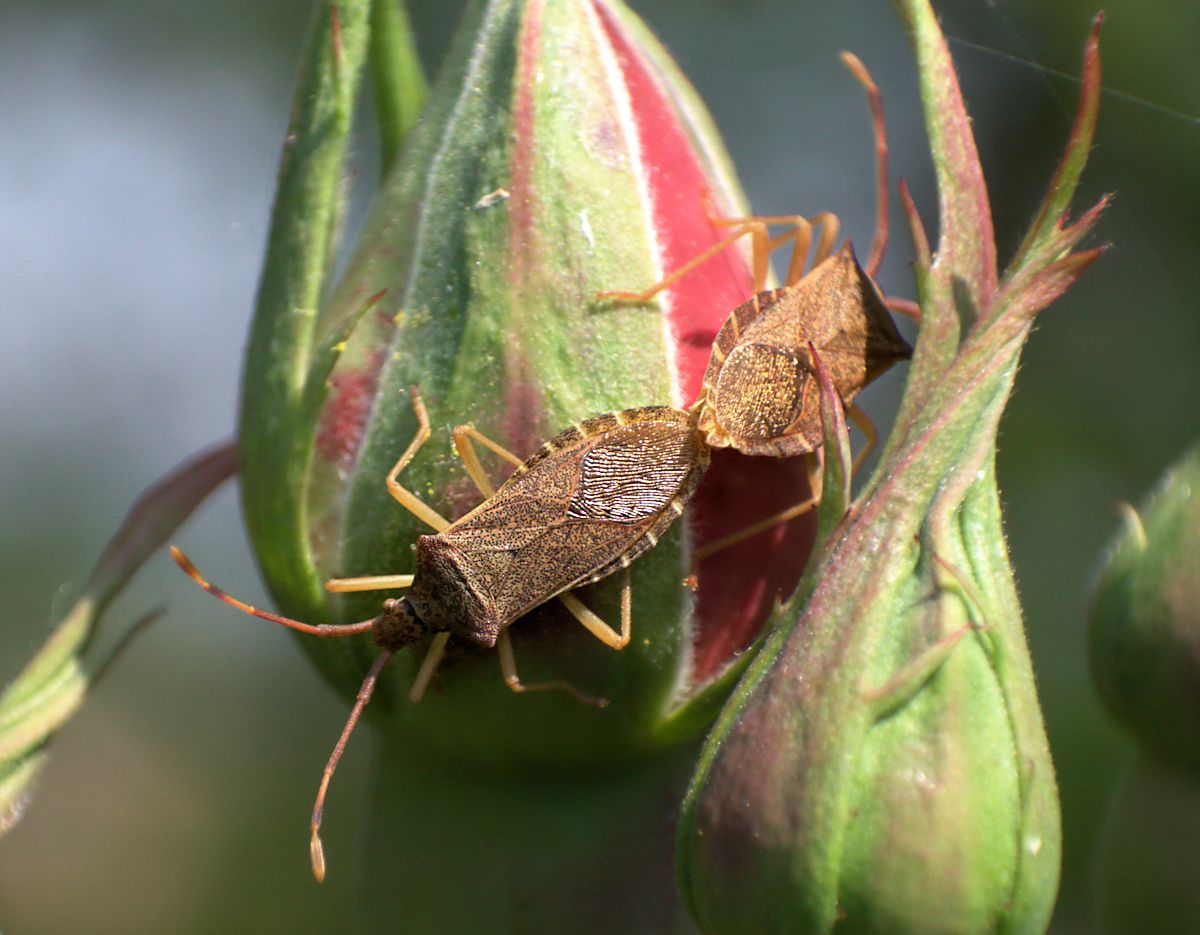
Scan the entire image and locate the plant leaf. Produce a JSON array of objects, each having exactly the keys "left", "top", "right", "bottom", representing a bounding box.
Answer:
[{"left": 0, "top": 442, "right": 236, "bottom": 838}]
